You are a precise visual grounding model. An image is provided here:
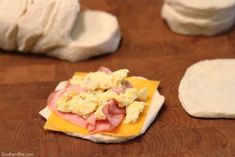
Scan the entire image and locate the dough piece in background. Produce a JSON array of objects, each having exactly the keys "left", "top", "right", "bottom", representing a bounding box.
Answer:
[
  {"left": 47, "top": 10, "right": 121, "bottom": 62},
  {"left": 178, "top": 59, "right": 235, "bottom": 118},
  {"left": 165, "top": 0, "right": 235, "bottom": 21},
  {"left": 0, "top": 0, "right": 28, "bottom": 50},
  {"left": 17, "top": 0, "right": 56, "bottom": 52},
  {"left": 161, "top": 4, "right": 235, "bottom": 36},
  {"left": 0, "top": 0, "right": 121, "bottom": 62},
  {"left": 32, "top": 0, "right": 80, "bottom": 53},
  {"left": 165, "top": 0, "right": 235, "bottom": 12}
]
